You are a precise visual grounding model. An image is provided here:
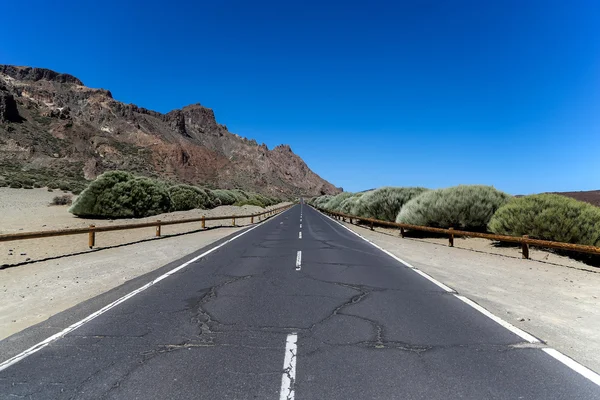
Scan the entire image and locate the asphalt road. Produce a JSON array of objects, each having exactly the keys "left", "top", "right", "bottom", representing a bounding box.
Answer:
[{"left": 0, "top": 203, "right": 599, "bottom": 399}]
